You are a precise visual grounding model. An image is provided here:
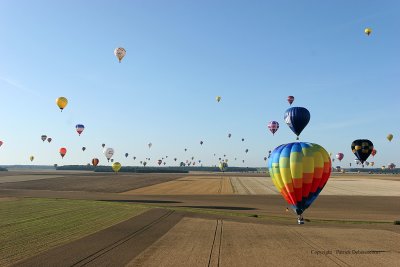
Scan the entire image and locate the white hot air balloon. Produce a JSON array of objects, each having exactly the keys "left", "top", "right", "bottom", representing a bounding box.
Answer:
[
  {"left": 104, "top": 148, "right": 114, "bottom": 162},
  {"left": 114, "top": 47, "right": 126, "bottom": 63}
]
